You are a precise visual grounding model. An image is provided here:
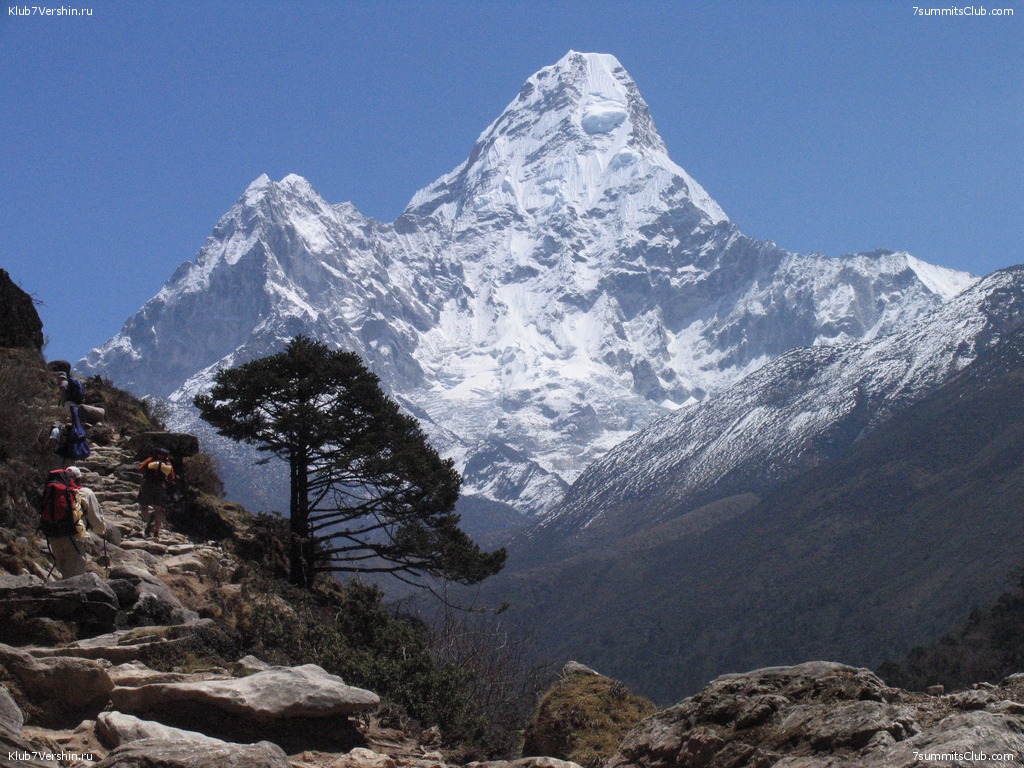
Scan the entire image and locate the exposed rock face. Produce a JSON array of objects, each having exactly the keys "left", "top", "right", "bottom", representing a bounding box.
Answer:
[
  {"left": 96, "top": 711, "right": 230, "bottom": 748},
  {"left": 0, "top": 642, "right": 113, "bottom": 722},
  {"left": 109, "top": 664, "right": 379, "bottom": 753},
  {"left": 95, "top": 737, "right": 291, "bottom": 768},
  {"left": 608, "top": 661, "right": 1024, "bottom": 768},
  {"left": 0, "top": 268, "right": 44, "bottom": 351},
  {"left": 107, "top": 565, "right": 200, "bottom": 626},
  {"left": 0, "top": 573, "right": 119, "bottom": 639},
  {"left": 0, "top": 685, "right": 23, "bottom": 734},
  {"left": 110, "top": 663, "right": 380, "bottom": 720}
]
